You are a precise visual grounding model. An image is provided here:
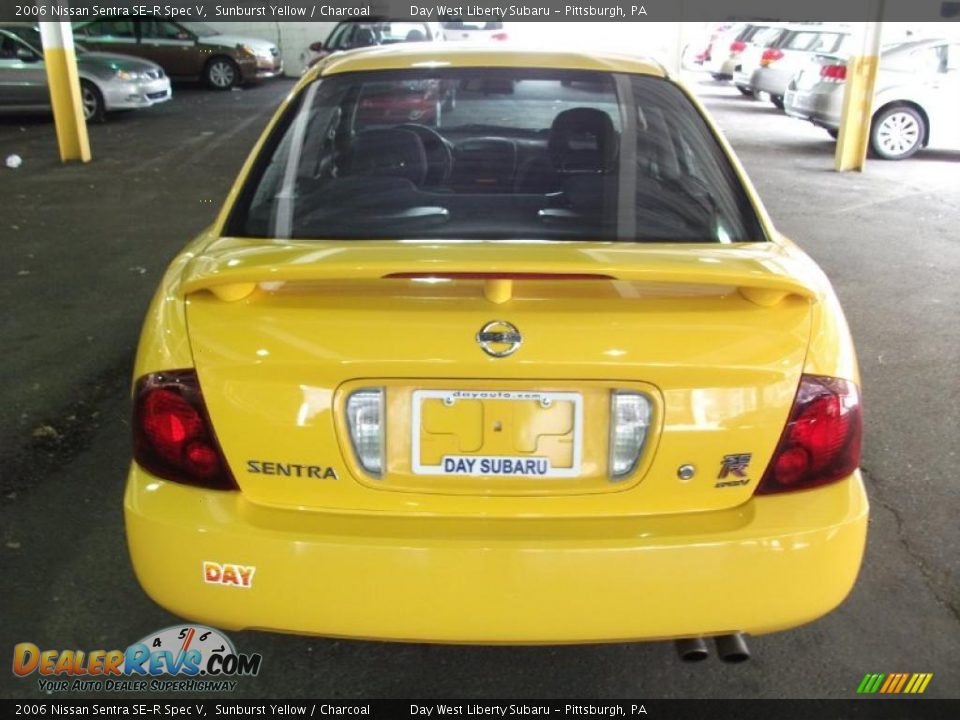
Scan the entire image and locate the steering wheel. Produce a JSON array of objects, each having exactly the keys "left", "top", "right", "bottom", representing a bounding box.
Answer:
[{"left": 395, "top": 123, "right": 453, "bottom": 187}]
